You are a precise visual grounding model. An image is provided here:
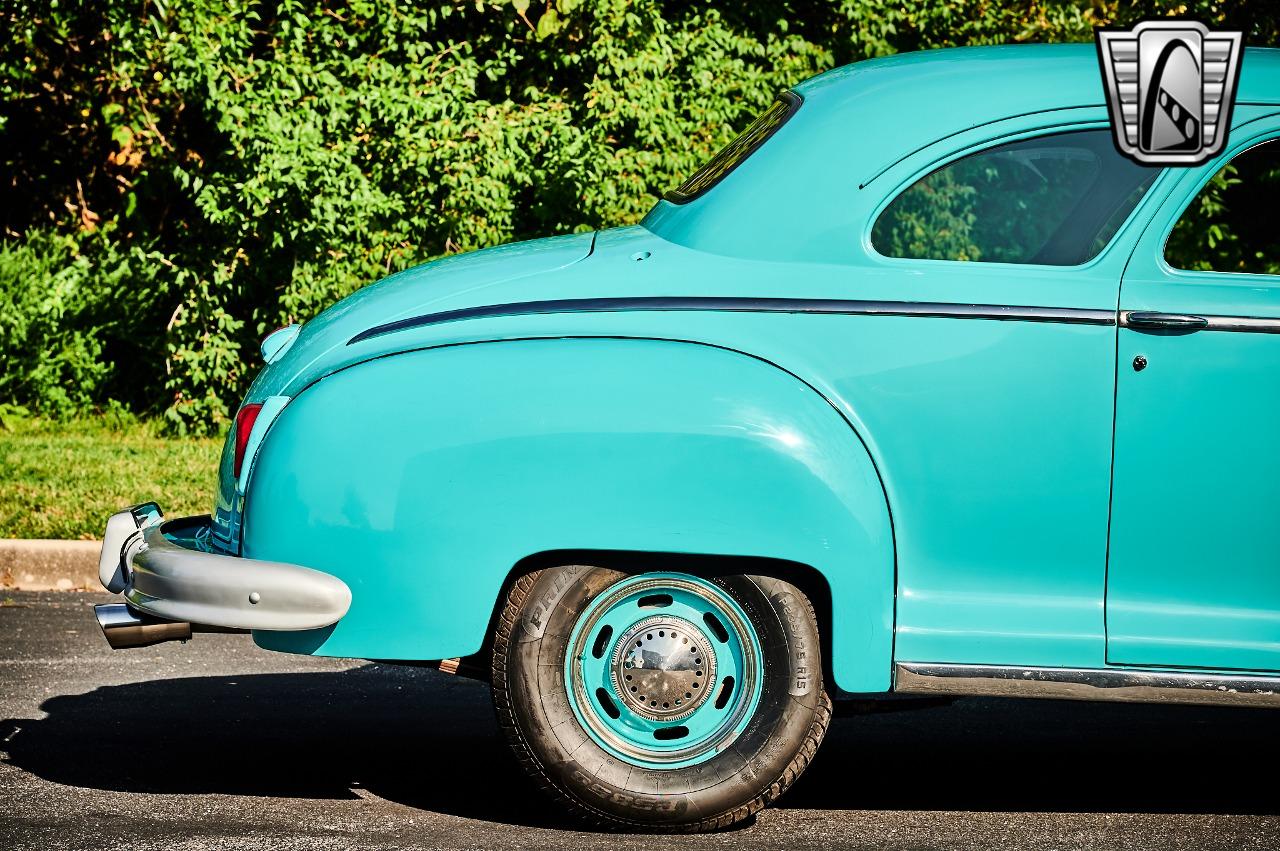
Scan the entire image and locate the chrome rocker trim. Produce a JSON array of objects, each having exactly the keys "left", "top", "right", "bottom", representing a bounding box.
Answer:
[
  {"left": 895, "top": 662, "right": 1280, "bottom": 708},
  {"left": 99, "top": 503, "right": 351, "bottom": 631}
]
